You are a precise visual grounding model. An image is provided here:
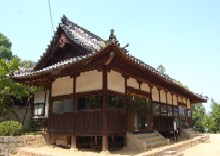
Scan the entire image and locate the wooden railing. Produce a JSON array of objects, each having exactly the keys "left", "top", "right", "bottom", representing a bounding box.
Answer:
[{"left": 49, "top": 110, "right": 126, "bottom": 135}]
